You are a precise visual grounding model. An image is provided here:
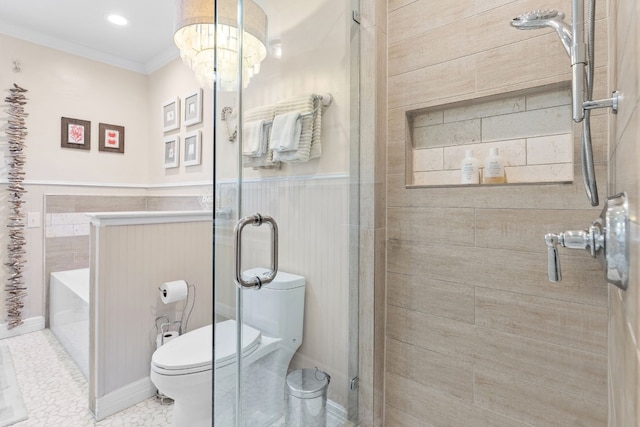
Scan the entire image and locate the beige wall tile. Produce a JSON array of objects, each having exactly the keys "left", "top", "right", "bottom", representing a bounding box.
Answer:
[
  {"left": 475, "top": 327, "right": 607, "bottom": 403},
  {"left": 387, "top": 272, "right": 475, "bottom": 323},
  {"left": 474, "top": 365, "right": 607, "bottom": 426},
  {"left": 388, "top": 0, "right": 475, "bottom": 45},
  {"left": 504, "top": 163, "right": 574, "bottom": 183},
  {"left": 475, "top": 287, "right": 607, "bottom": 354},
  {"left": 387, "top": 139, "right": 406, "bottom": 175},
  {"left": 412, "top": 148, "right": 443, "bottom": 171},
  {"left": 387, "top": 207, "right": 475, "bottom": 246},
  {"left": 413, "top": 119, "right": 481, "bottom": 149},
  {"left": 387, "top": 240, "right": 607, "bottom": 306},
  {"left": 386, "top": 338, "right": 474, "bottom": 401},
  {"left": 386, "top": 305, "right": 477, "bottom": 362},
  {"left": 386, "top": 372, "right": 531, "bottom": 427},
  {"left": 476, "top": 34, "right": 570, "bottom": 92},
  {"left": 527, "top": 134, "right": 573, "bottom": 165},
  {"left": 410, "top": 109, "right": 443, "bottom": 127},
  {"left": 526, "top": 86, "right": 571, "bottom": 110},
  {"left": 444, "top": 95, "right": 525, "bottom": 122},
  {"left": 388, "top": 56, "right": 477, "bottom": 109},
  {"left": 475, "top": 208, "right": 599, "bottom": 255},
  {"left": 413, "top": 170, "right": 459, "bottom": 186},
  {"left": 481, "top": 105, "right": 571, "bottom": 142},
  {"left": 443, "top": 139, "right": 526, "bottom": 170},
  {"left": 385, "top": 405, "right": 434, "bottom": 427}
]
